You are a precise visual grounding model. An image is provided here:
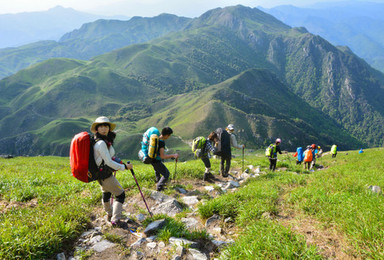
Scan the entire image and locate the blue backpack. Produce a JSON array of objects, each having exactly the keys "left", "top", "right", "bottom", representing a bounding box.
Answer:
[
  {"left": 296, "top": 147, "right": 304, "bottom": 162},
  {"left": 138, "top": 127, "right": 160, "bottom": 164}
]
